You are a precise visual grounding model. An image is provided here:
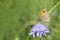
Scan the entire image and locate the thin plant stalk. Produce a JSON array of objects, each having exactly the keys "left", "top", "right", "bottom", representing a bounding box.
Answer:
[{"left": 48, "top": 1, "right": 60, "bottom": 14}]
